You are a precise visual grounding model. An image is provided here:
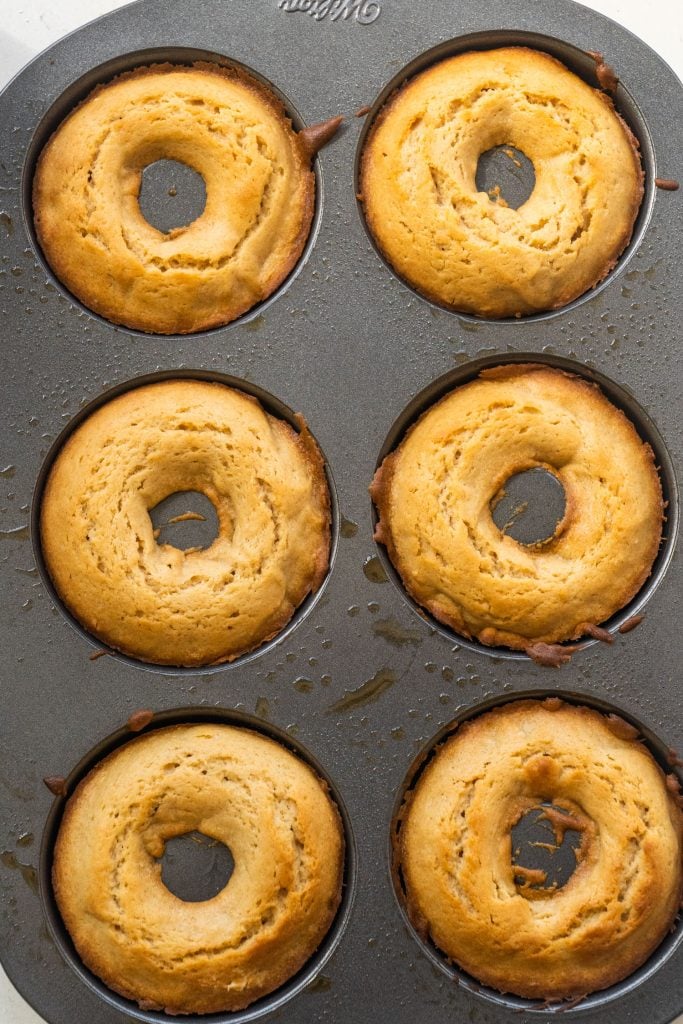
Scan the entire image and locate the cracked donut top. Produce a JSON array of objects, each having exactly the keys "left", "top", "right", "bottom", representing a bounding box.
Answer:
[
  {"left": 360, "top": 47, "right": 643, "bottom": 318},
  {"left": 398, "top": 698, "right": 683, "bottom": 1000},
  {"left": 40, "top": 379, "right": 330, "bottom": 666},
  {"left": 33, "top": 62, "right": 316, "bottom": 333},
  {"left": 52, "top": 724, "right": 344, "bottom": 1014},
  {"left": 370, "top": 364, "right": 663, "bottom": 652}
]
